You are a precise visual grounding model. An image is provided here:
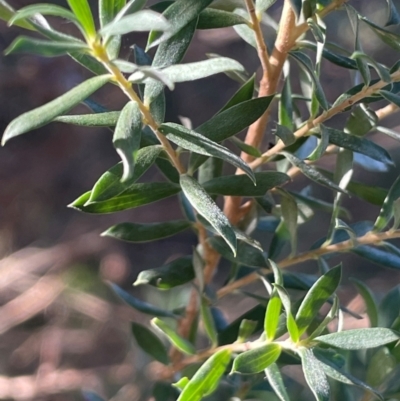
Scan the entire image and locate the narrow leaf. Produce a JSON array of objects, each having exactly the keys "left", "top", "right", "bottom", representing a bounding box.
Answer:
[
  {"left": 221, "top": 74, "right": 255, "bottom": 111},
  {"left": 5, "top": 36, "right": 87, "bottom": 57},
  {"left": 152, "top": 318, "right": 196, "bottom": 355},
  {"left": 103, "top": 220, "right": 191, "bottom": 243},
  {"left": 282, "top": 152, "right": 346, "bottom": 194},
  {"left": 132, "top": 322, "right": 170, "bottom": 365},
  {"left": 209, "top": 236, "right": 268, "bottom": 268},
  {"left": 55, "top": 111, "right": 120, "bottom": 126},
  {"left": 265, "top": 363, "right": 291, "bottom": 401},
  {"left": 147, "top": 0, "right": 213, "bottom": 49},
  {"left": 113, "top": 101, "right": 142, "bottom": 182},
  {"left": 232, "top": 343, "right": 281, "bottom": 374},
  {"left": 374, "top": 175, "right": 400, "bottom": 231},
  {"left": 160, "top": 123, "right": 255, "bottom": 183},
  {"left": 386, "top": 0, "right": 400, "bottom": 26},
  {"left": 160, "top": 57, "right": 245, "bottom": 84},
  {"left": 71, "top": 182, "right": 181, "bottom": 213},
  {"left": 180, "top": 174, "right": 237, "bottom": 255},
  {"left": 197, "top": 8, "right": 249, "bottom": 29},
  {"left": 299, "top": 348, "right": 330, "bottom": 401},
  {"left": 202, "top": 172, "right": 289, "bottom": 196},
  {"left": 9, "top": 4, "right": 78, "bottom": 25},
  {"left": 177, "top": 349, "right": 231, "bottom": 401},
  {"left": 315, "top": 328, "right": 400, "bottom": 349},
  {"left": 109, "top": 283, "right": 178, "bottom": 318},
  {"left": 201, "top": 297, "right": 218, "bottom": 346},
  {"left": 134, "top": 256, "right": 194, "bottom": 289},
  {"left": 238, "top": 319, "right": 258, "bottom": 342},
  {"left": 89, "top": 145, "right": 162, "bottom": 202},
  {"left": 275, "top": 284, "right": 300, "bottom": 343},
  {"left": 350, "top": 278, "right": 378, "bottom": 327},
  {"left": 67, "top": 0, "right": 96, "bottom": 38},
  {"left": 2, "top": 75, "right": 110, "bottom": 144},
  {"left": 101, "top": 10, "right": 170, "bottom": 36},
  {"left": 256, "top": 0, "right": 277, "bottom": 13},
  {"left": 295, "top": 265, "right": 341, "bottom": 334},
  {"left": 265, "top": 290, "right": 282, "bottom": 341}
]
